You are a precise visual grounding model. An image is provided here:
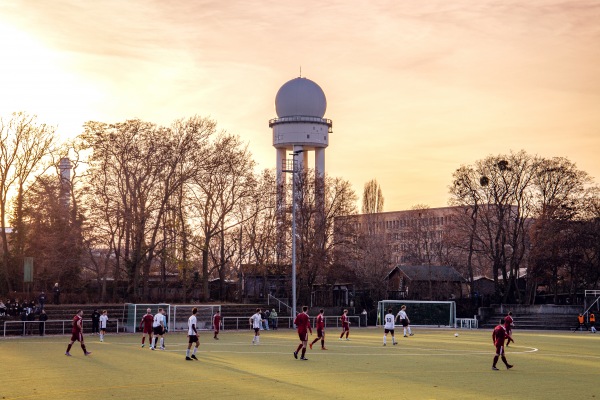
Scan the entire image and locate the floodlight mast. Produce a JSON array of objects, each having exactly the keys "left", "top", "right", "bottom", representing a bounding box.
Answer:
[{"left": 290, "top": 149, "right": 303, "bottom": 319}]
